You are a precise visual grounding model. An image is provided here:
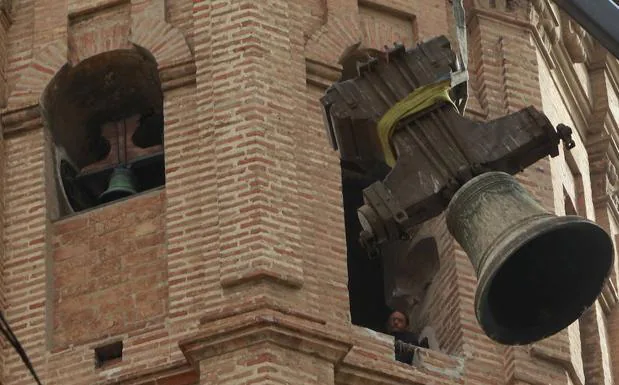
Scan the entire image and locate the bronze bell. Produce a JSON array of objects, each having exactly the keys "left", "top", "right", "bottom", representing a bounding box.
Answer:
[
  {"left": 99, "top": 167, "right": 138, "bottom": 203},
  {"left": 445, "top": 171, "right": 614, "bottom": 345}
]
